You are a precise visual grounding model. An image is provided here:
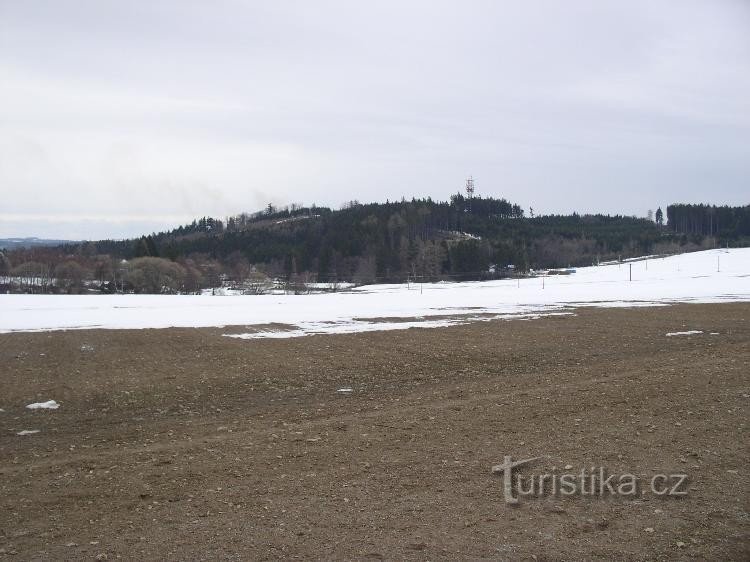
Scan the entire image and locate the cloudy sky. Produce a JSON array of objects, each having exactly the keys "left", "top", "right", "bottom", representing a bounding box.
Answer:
[{"left": 1, "top": 0, "right": 748, "bottom": 240}]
